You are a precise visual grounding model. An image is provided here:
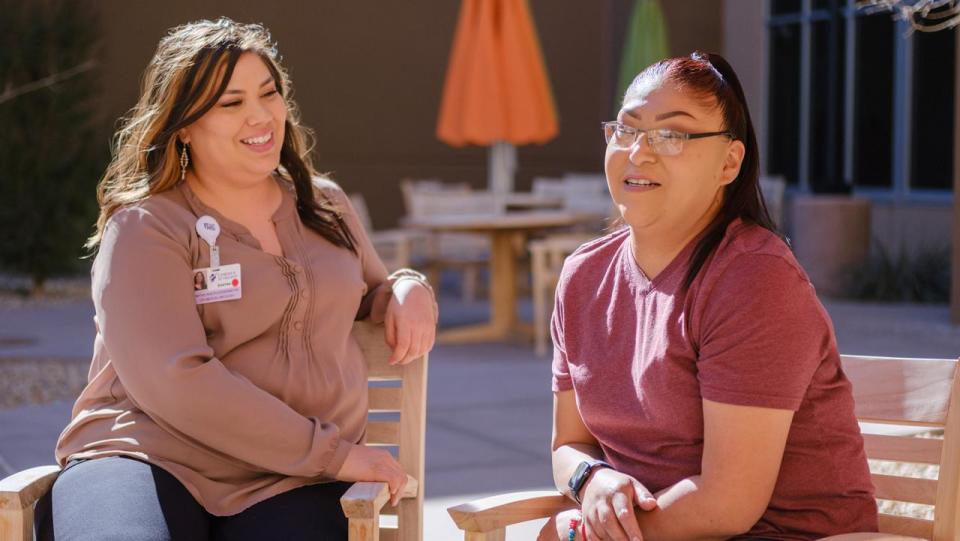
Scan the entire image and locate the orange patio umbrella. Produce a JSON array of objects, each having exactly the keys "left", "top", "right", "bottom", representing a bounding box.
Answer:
[{"left": 436, "top": 0, "right": 559, "bottom": 194}]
